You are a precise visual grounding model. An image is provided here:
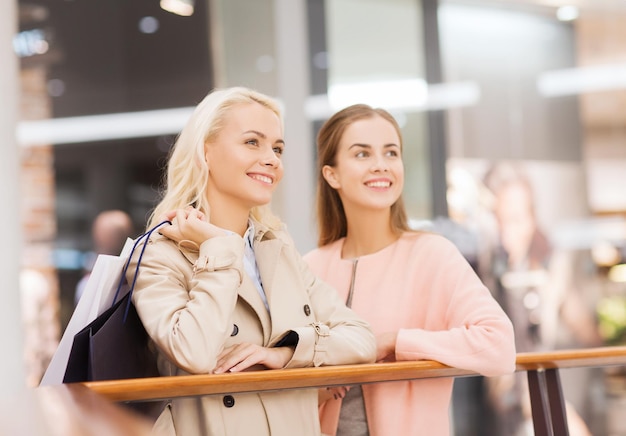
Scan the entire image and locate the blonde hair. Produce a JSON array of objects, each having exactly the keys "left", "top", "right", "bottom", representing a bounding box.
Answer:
[
  {"left": 315, "top": 104, "right": 410, "bottom": 246},
  {"left": 148, "top": 87, "right": 283, "bottom": 230}
]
